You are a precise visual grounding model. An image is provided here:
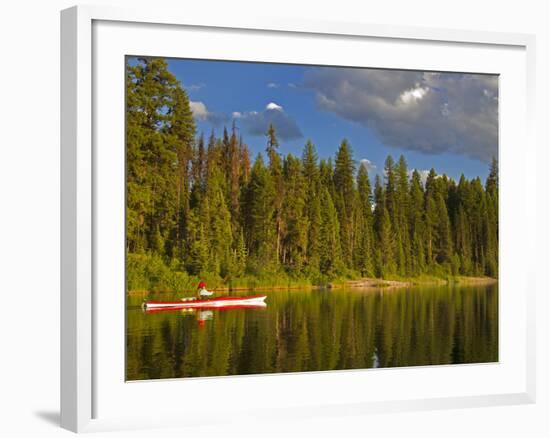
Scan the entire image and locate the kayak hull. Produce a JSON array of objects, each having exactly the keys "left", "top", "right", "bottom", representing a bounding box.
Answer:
[
  {"left": 144, "top": 295, "right": 267, "bottom": 310},
  {"left": 145, "top": 304, "right": 266, "bottom": 314}
]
